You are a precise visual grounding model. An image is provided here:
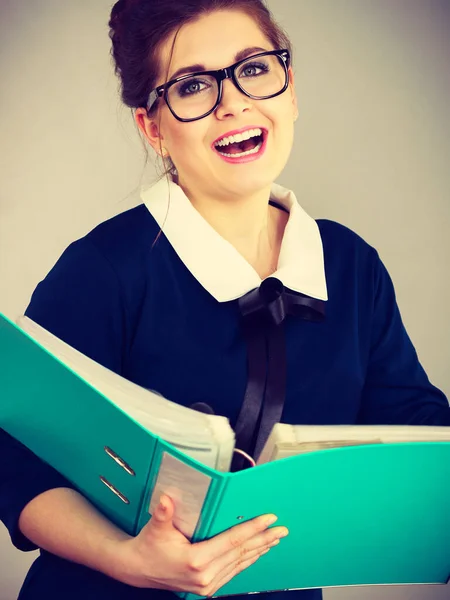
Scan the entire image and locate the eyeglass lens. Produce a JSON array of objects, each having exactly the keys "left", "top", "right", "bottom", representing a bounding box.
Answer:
[{"left": 167, "top": 54, "right": 286, "bottom": 120}]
